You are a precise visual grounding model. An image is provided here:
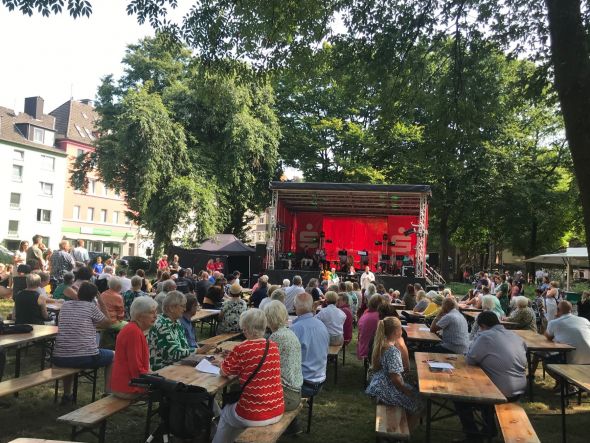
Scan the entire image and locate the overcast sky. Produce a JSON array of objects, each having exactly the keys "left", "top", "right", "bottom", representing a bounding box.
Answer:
[{"left": 0, "top": 0, "right": 193, "bottom": 113}]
